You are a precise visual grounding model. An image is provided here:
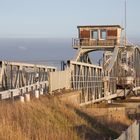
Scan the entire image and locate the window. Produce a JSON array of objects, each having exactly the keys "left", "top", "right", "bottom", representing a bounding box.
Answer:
[
  {"left": 91, "top": 30, "right": 98, "bottom": 40},
  {"left": 100, "top": 30, "right": 107, "bottom": 40}
]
